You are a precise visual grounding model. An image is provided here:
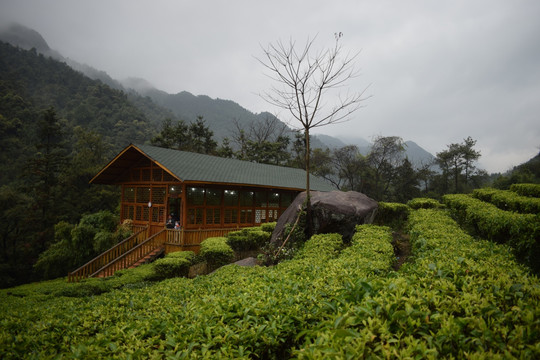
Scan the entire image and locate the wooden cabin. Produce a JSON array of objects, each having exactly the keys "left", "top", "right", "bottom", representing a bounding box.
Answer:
[{"left": 68, "top": 144, "right": 334, "bottom": 281}]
